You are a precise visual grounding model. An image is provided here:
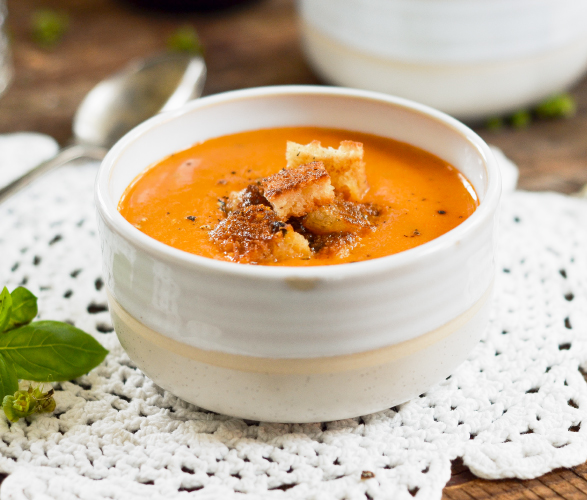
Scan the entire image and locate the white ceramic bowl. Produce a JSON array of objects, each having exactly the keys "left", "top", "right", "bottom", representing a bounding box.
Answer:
[
  {"left": 95, "top": 86, "right": 501, "bottom": 422},
  {"left": 299, "top": 0, "right": 587, "bottom": 120}
]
